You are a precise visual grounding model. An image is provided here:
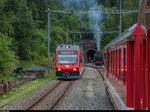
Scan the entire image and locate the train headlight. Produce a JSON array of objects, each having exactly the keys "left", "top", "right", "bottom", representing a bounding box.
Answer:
[
  {"left": 58, "top": 68, "right": 61, "bottom": 71},
  {"left": 73, "top": 68, "right": 77, "bottom": 71},
  {"left": 66, "top": 45, "right": 70, "bottom": 48}
]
